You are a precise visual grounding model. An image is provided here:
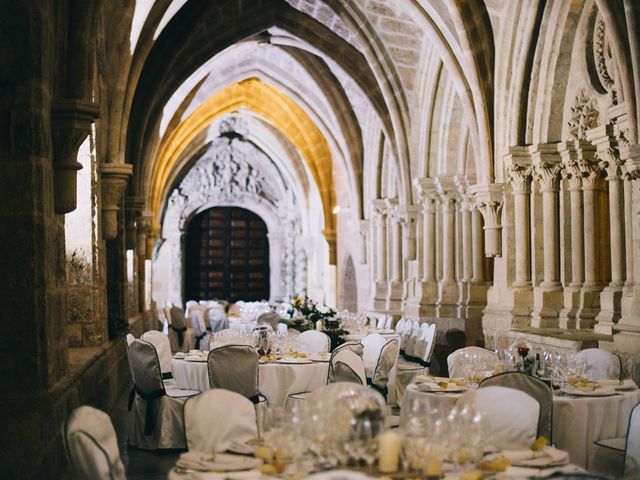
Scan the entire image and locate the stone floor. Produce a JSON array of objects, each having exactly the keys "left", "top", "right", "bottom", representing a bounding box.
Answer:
[{"left": 110, "top": 387, "right": 181, "bottom": 480}]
